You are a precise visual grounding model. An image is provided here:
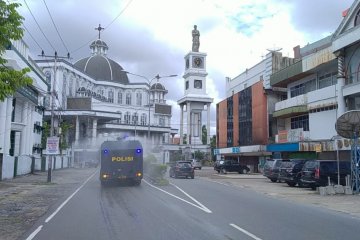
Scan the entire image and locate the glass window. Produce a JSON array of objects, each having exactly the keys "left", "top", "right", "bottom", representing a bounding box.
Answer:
[
  {"left": 159, "top": 117, "right": 165, "bottom": 126},
  {"left": 126, "top": 92, "right": 132, "bottom": 105},
  {"left": 291, "top": 115, "right": 309, "bottom": 131},
  {"left": 136, "top": 92, "right": 142, "bottom": 106},
  {"left": 185, "top": 81, "right": 189, "bottom": 90},
  {"left": 355, "top": 9, "right": 360, "bottom": 26},
  {"left": 132, "top": 113, "right": 138, "bottom": 125},
  {"left": 117, "top": 91, "right": 122, "bottom": 104},
  {"left": 141, "top": 114, "right": 147, "bottom": 125},
  {"left": 108, "top": 90, "right": 114, "bottom": 103},
  {"left": 124, "top": 112, "right": 131, "bottom": 124}
]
